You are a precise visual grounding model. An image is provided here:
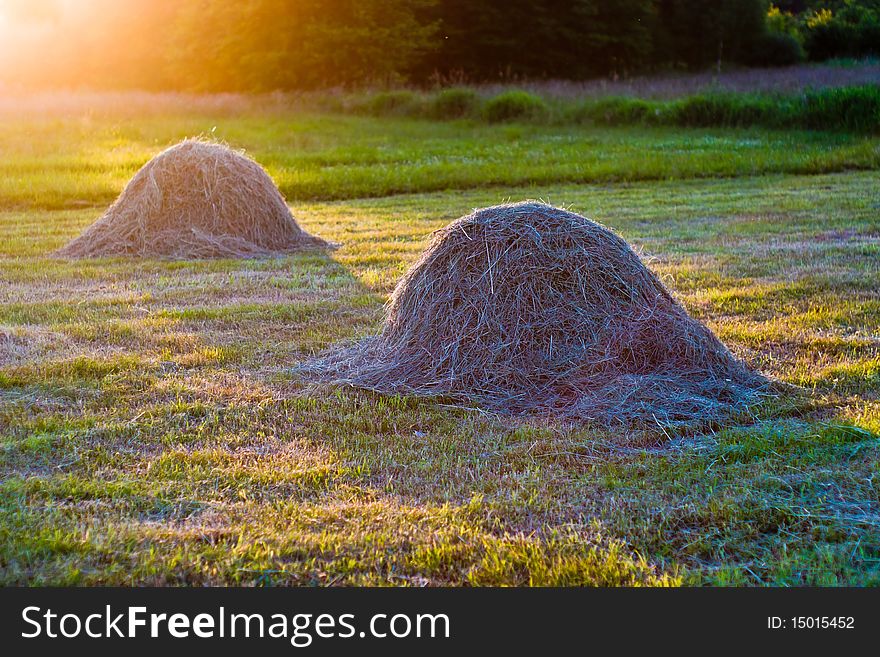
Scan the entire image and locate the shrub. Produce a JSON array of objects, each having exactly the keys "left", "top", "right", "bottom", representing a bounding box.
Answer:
[
  {"left": 360, "top": 91, "right": 423, "bottom": 117},
  {"left": 766, "top": 4, "right": 800, "bottom": 39},
  {"left": 803, "top": 5, "right": 880, "bottom": 61},
  {"left": 482, "top": 91, "right": 549, "bottom": 123},
  {"left": 804, "top": 9, "right": 852, "bottom": 61},
  {"left": 429, "top": 88, "right": 481, "bottom": 119},
  {"left": 571, "top": 97, "right": 658, "bottom": 126}
]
